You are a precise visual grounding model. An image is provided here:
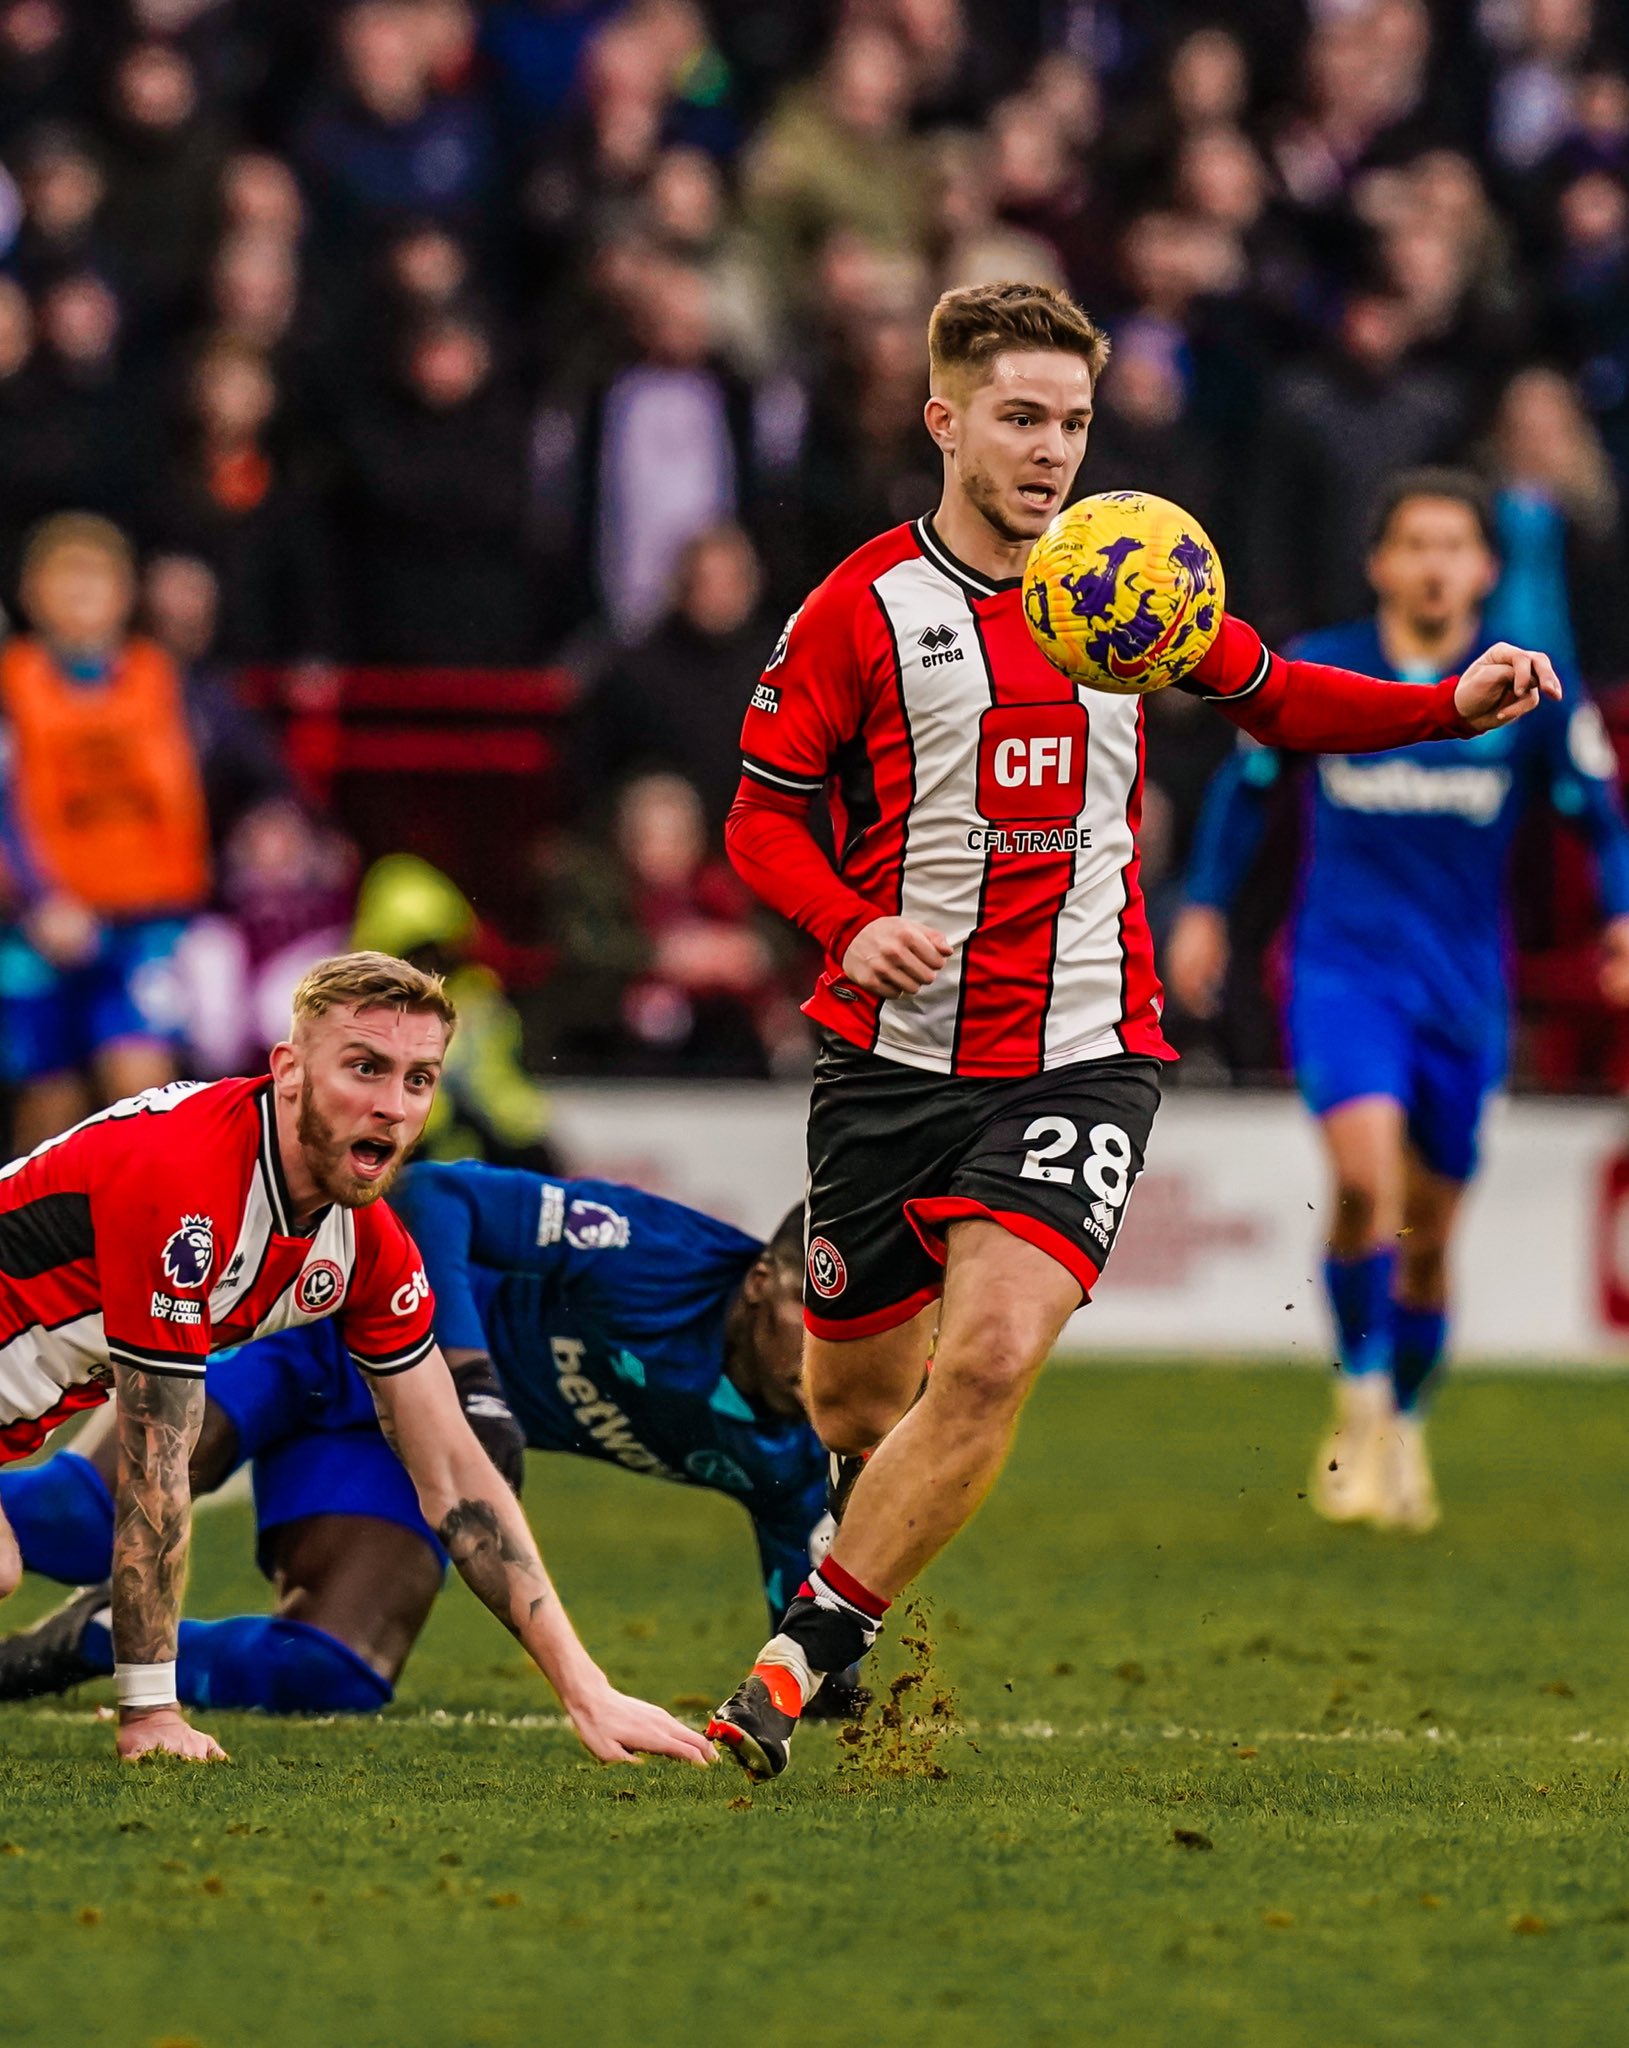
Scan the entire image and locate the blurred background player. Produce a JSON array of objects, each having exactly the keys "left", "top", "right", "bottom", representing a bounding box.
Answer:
[
  {"left": 0, "top": 1161, "right": 843, "bottom": 1717},
  {"left": 0, "top": 513, "right": 209, "bottom": 1152},
  {"left": 1167, "top": 470, "right": 1629, "bottom": 1530}
]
